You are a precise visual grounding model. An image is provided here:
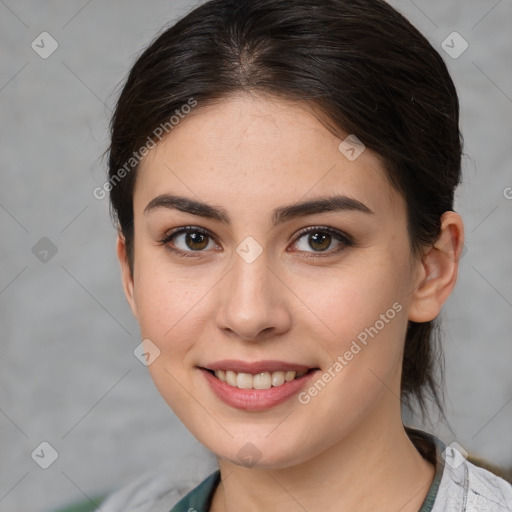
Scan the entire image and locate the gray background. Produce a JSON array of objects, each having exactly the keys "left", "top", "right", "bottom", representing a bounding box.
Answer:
[{"left": 1, "top": 1, "right": 511, "bottom": 511}]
